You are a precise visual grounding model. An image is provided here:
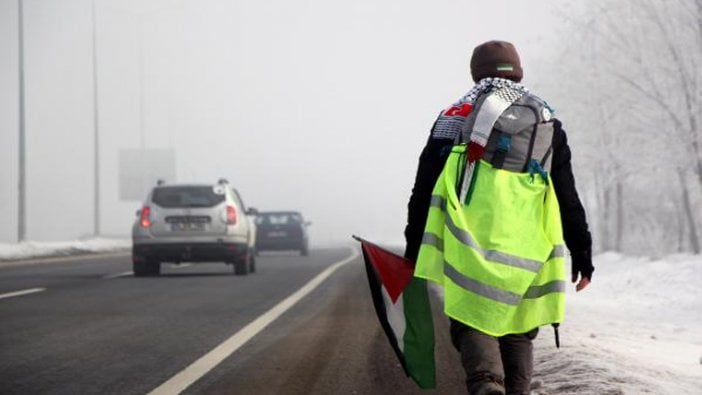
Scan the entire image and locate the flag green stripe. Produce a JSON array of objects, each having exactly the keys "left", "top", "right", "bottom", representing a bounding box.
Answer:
[{"left": 401, "top": 277, "right": 436, "bottom": 389}]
